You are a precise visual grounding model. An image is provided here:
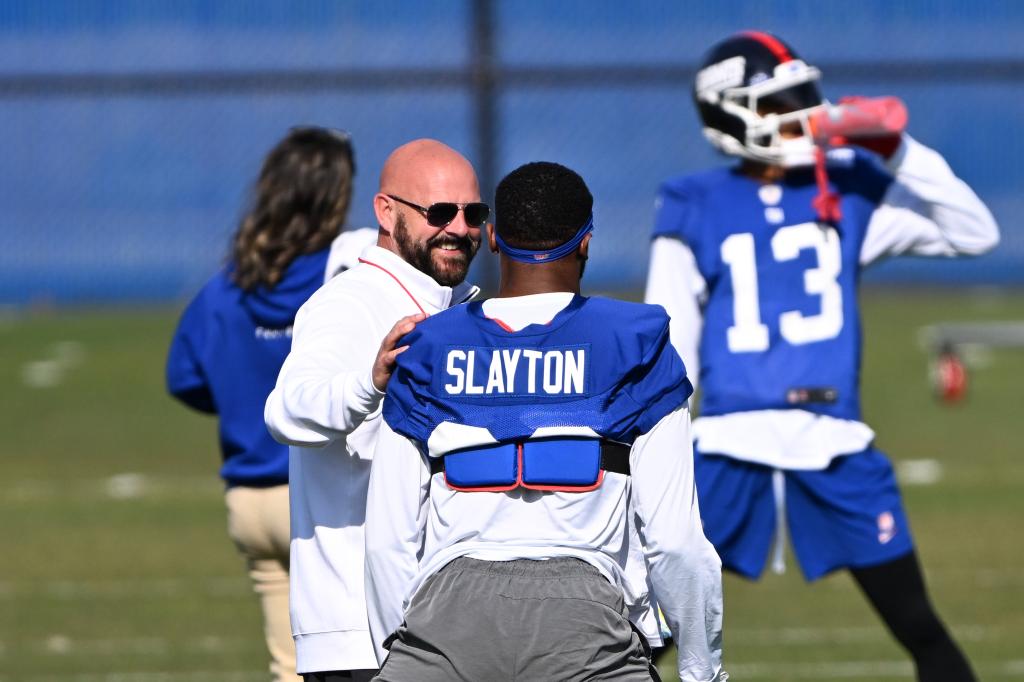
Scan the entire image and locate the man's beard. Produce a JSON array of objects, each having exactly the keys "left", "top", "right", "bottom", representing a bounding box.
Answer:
[{"left": 394, "top": 213, "right": 480, "bottom": 287}]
